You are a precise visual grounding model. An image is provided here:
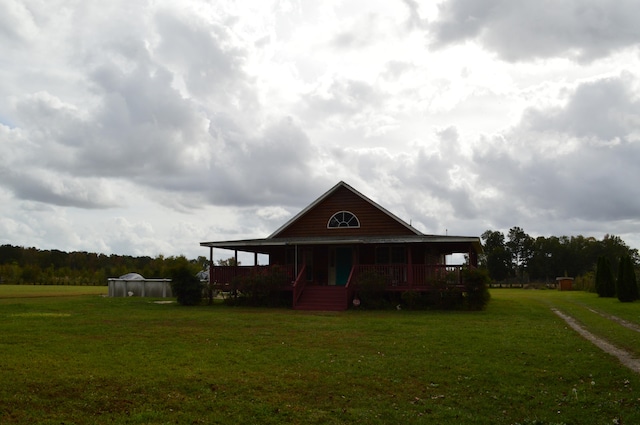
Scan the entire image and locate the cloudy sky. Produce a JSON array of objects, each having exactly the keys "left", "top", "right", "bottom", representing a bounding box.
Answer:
[{"left": 2, "top": 0, "right": 640, "bottom": 261}]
